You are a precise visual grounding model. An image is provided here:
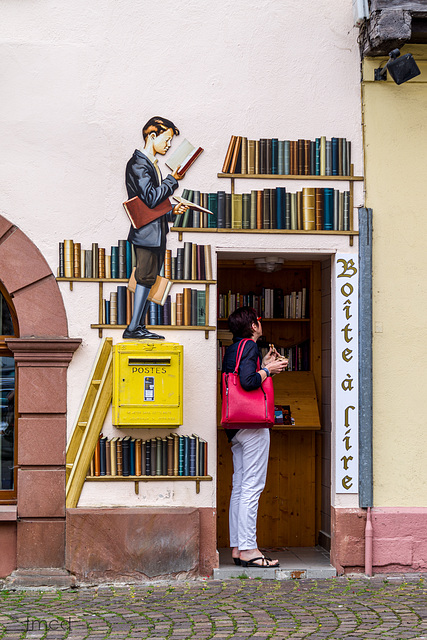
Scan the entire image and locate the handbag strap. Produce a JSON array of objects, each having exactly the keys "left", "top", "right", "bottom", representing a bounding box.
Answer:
[{"left": 233, "top": 338, "right": 255, "bottom": 374}]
